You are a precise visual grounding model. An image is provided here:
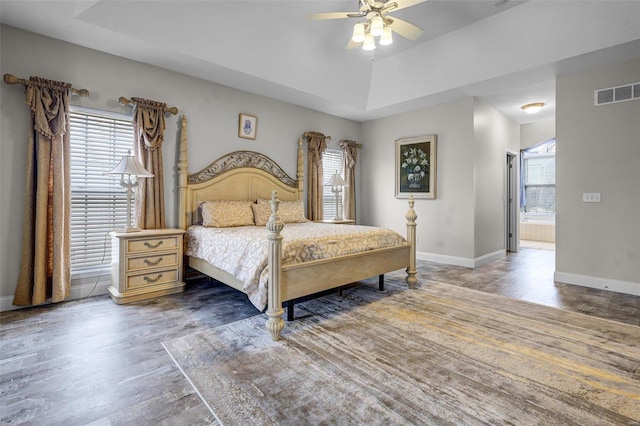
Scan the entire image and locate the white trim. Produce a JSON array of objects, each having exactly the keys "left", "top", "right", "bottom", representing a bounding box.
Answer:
[
  {"left": 417, "top": 249, "right": 505, "bottom": 268},
  {"left": 0, "top": 277, "right": 111, "bottom": 312},
  {"left": 554, "top": 271, "right": 640, "bottom": 296}
]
